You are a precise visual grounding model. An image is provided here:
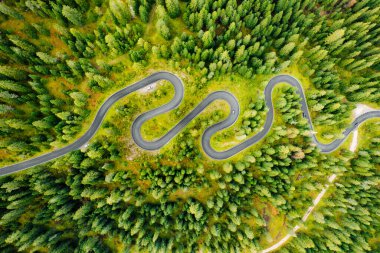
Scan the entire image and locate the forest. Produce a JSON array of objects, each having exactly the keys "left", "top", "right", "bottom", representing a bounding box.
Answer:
[{"left": 0, "top": 0, "right": 379, "bottom": 252}]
